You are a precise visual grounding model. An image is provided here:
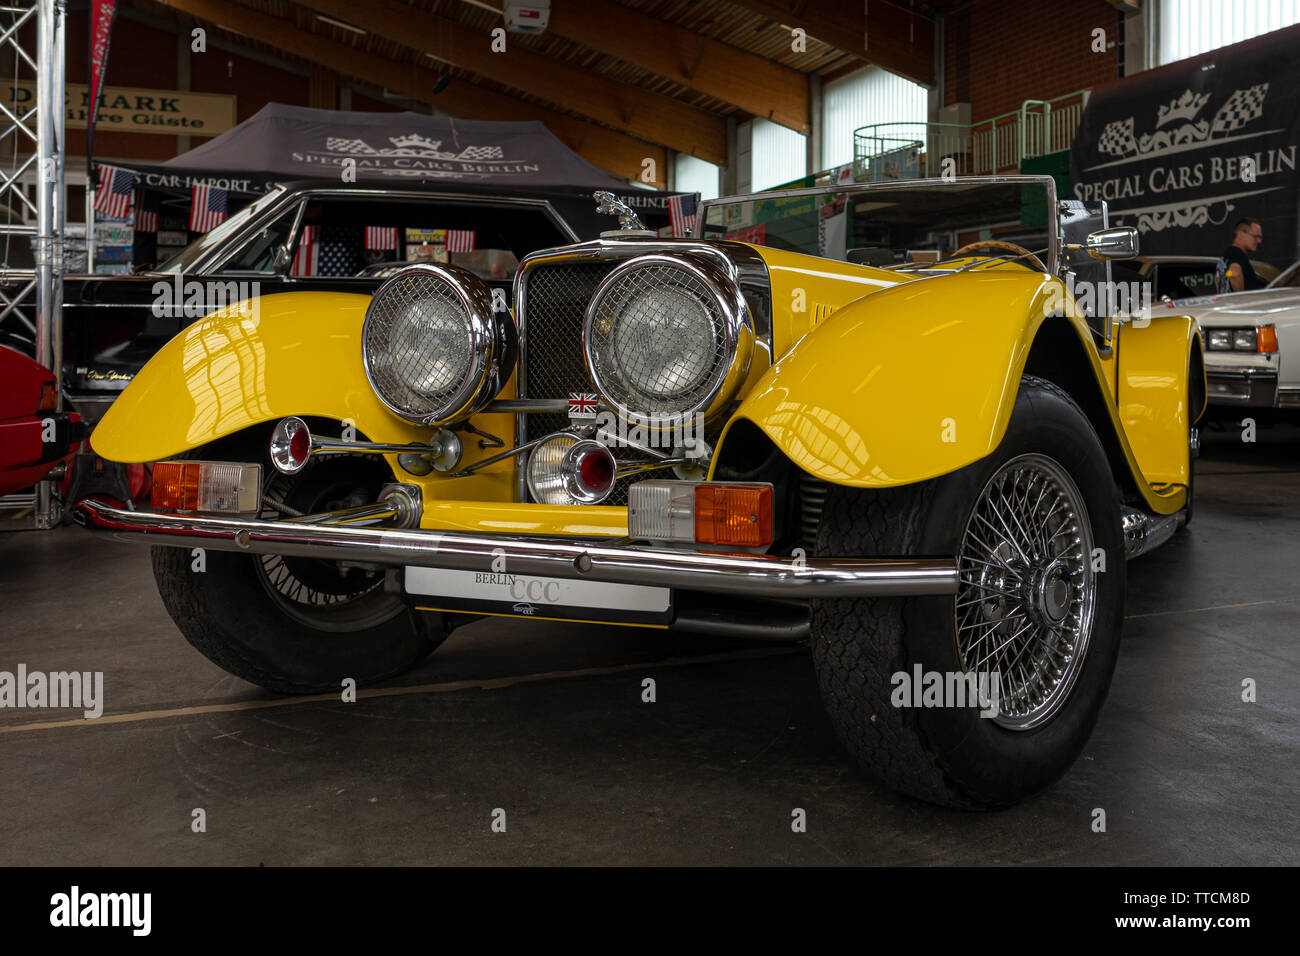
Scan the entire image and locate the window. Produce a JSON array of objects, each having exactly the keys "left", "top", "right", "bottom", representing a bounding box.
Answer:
[
  {"left": 675, "top": 153, "right": 719, "bottom": 200},
  {"left": 222, "top": 207, "right": 298, "bottom": 273},
  {"left": 750, "top": 119, "right": 807, "bottom": 192},
  {"left": 1159, "top": 0, "right": 1300, "bottom": 64},
  {"left": 281, "top": 196, "right": 571, "bottom": 279},
  {"left": 823, "top": 66, "right": 928, "bottom": 172},
  {"left": 156, "top": 186, "right": 286, "bottom": 274}
]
